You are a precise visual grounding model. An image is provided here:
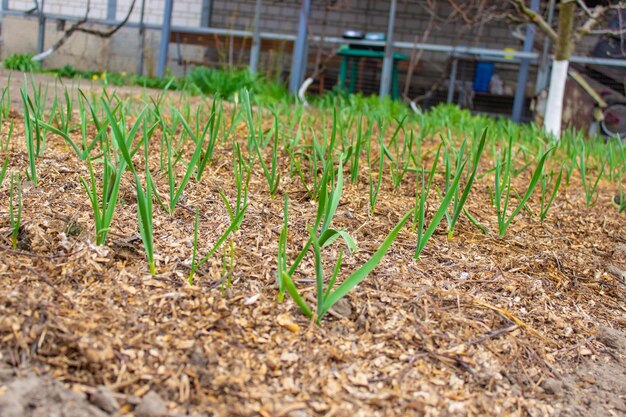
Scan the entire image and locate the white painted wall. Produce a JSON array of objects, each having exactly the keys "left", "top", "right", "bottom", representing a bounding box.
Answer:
[{"left": 7, "top": 0, "right": 202, "bottom": 26}]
